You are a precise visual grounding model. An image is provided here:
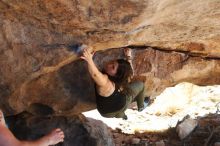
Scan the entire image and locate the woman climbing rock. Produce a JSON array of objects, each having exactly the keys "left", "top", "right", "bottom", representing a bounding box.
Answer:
[{"left": 81, "top": 46, "right": 149, "bottom": 120}]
